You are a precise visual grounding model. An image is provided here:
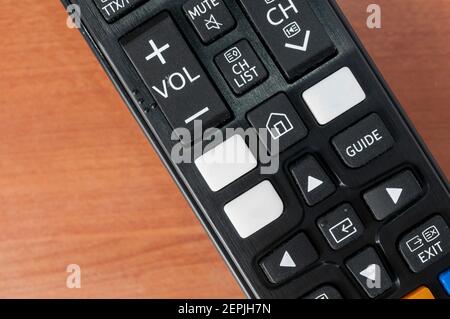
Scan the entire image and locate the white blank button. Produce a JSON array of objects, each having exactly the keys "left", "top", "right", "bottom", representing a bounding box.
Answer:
[
  {"left": 302, "top": 67, "right": 366, "bottom": 125},
  {"left": 195, "top": 135, "right": 257, "bottom": 192},
  {"left": 224, "top": 181, "right": 284, "bottom": 239}
]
